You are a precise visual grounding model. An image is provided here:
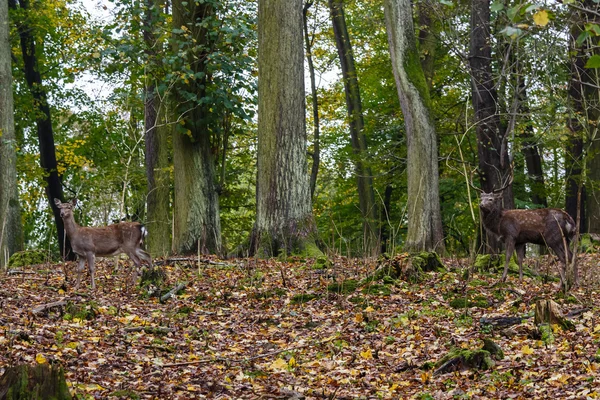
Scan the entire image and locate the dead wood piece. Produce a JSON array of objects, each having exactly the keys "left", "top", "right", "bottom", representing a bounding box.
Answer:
[
  {"left": 480, "top": 315, "right": 528, "bottom": 329},
  {"left": 565, "top": 307, "right": 591, "bottom": 318},
  {"left": 433, "top": 348, "right": 495, "bottom": 376},
  {"left": 160, "top": 282, "right": 187, "bottom": 302},
  {"left": 534, "top": 299, "right": 574, "bottom": 330},
  {"left": 124, "top": 326, "right": 175, "bottom": 335},
  {"left": 32, "top": 300, "right": 67, "bottom": 316},
  {"left": 7, "top": 270, "right": 38, "bottom": 275}
]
